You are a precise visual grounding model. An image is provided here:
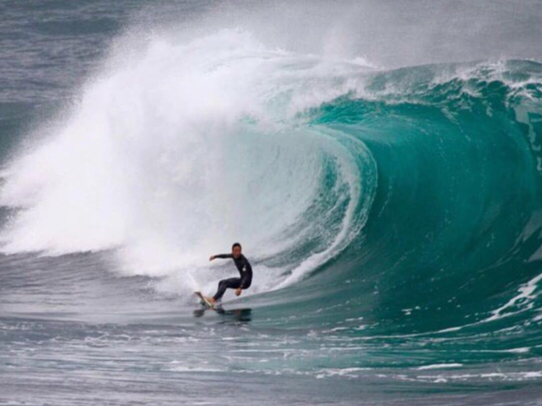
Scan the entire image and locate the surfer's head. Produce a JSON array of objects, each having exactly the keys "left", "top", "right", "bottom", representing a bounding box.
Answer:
[{"left": 232, "top": 242, "right": 242, "bottom": 258}]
